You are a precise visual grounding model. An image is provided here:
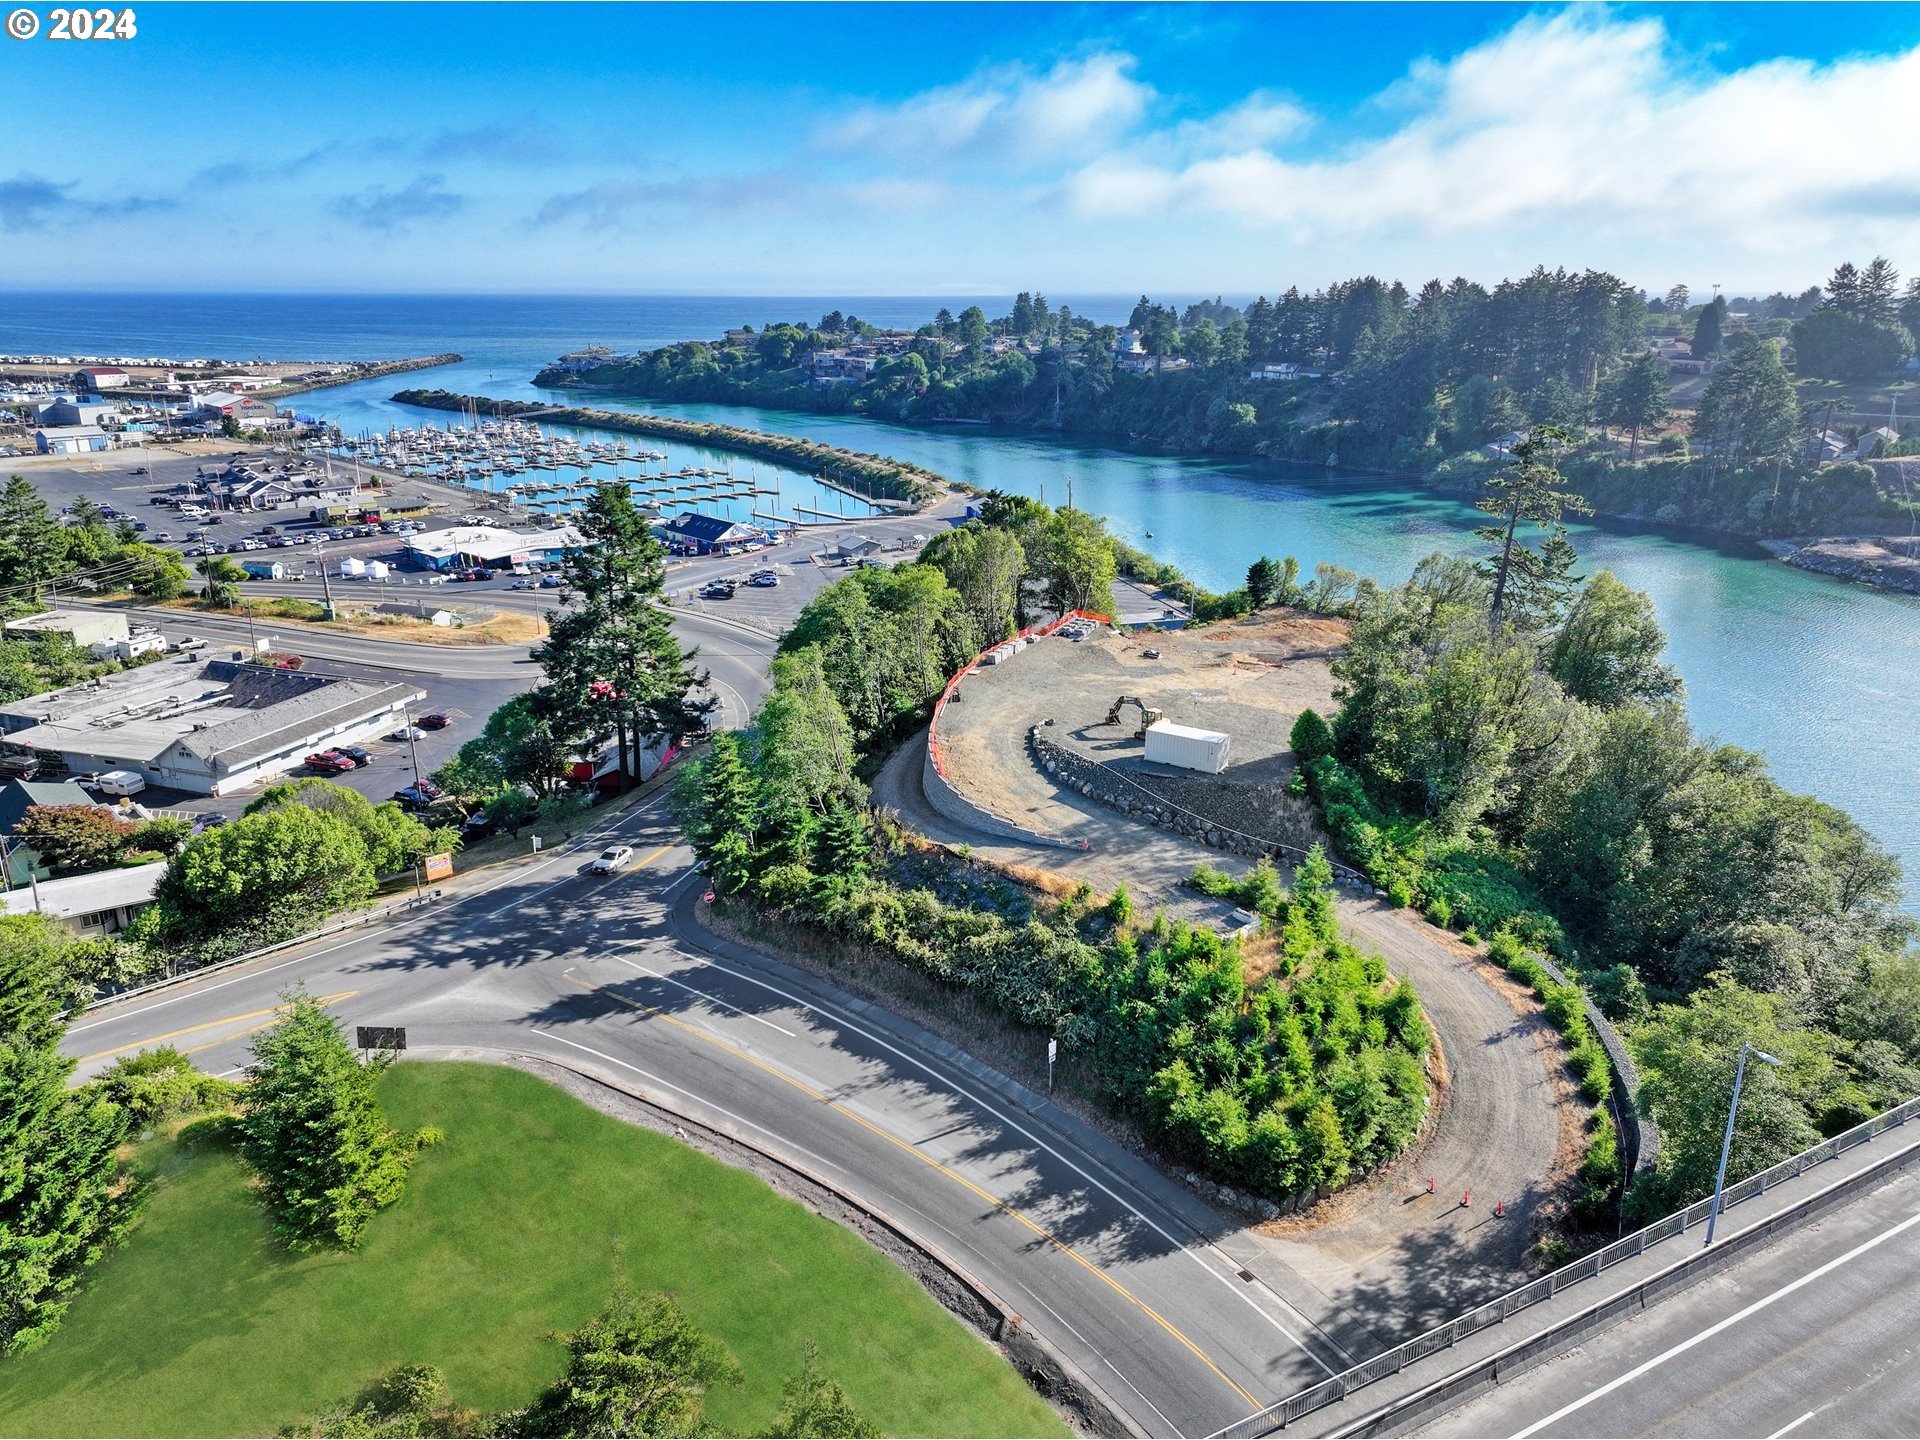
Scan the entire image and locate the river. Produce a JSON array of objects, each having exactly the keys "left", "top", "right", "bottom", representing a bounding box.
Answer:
[{"left": 5, "top": 294, "right": 1914, "bottom": 907}]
